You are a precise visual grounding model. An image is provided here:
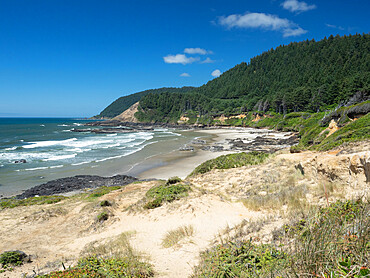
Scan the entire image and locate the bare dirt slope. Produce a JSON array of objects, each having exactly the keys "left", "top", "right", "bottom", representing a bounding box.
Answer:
[
  {"left": 0, "top": 145, "right": 369, "bottom": 278},
  {"left": 112, "top": 102, "right": 139, "bottom": 123}
]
